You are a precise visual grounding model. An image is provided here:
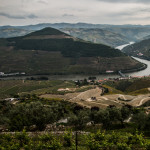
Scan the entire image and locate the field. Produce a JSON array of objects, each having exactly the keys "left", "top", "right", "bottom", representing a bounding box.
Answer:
[
  {"left": 1, "top": 129, "right": 150, "bottom": 150},
  {"left": 0, "top": 80, "right": 76, "bottom": 99},
  {"left": 104, "top": 78, "right": 150, "bottom": 95},
  {"left": 1, "top": 78, "right": 150, "bottom": 108}
]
